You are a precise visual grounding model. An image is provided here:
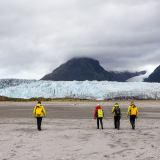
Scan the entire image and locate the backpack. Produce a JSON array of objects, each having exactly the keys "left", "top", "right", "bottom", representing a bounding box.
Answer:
[
  {"left": 98, "top": 109, "right": 103, "bottom": 118},
  {"left": 36, "top": 106, "right": 42, "bottom": 116},
  {"left": 131, "top": 106, "right": 137, "bottom": 115},
  {"left": 114, "top": 106, "right": 120, "bottom": 116}
]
